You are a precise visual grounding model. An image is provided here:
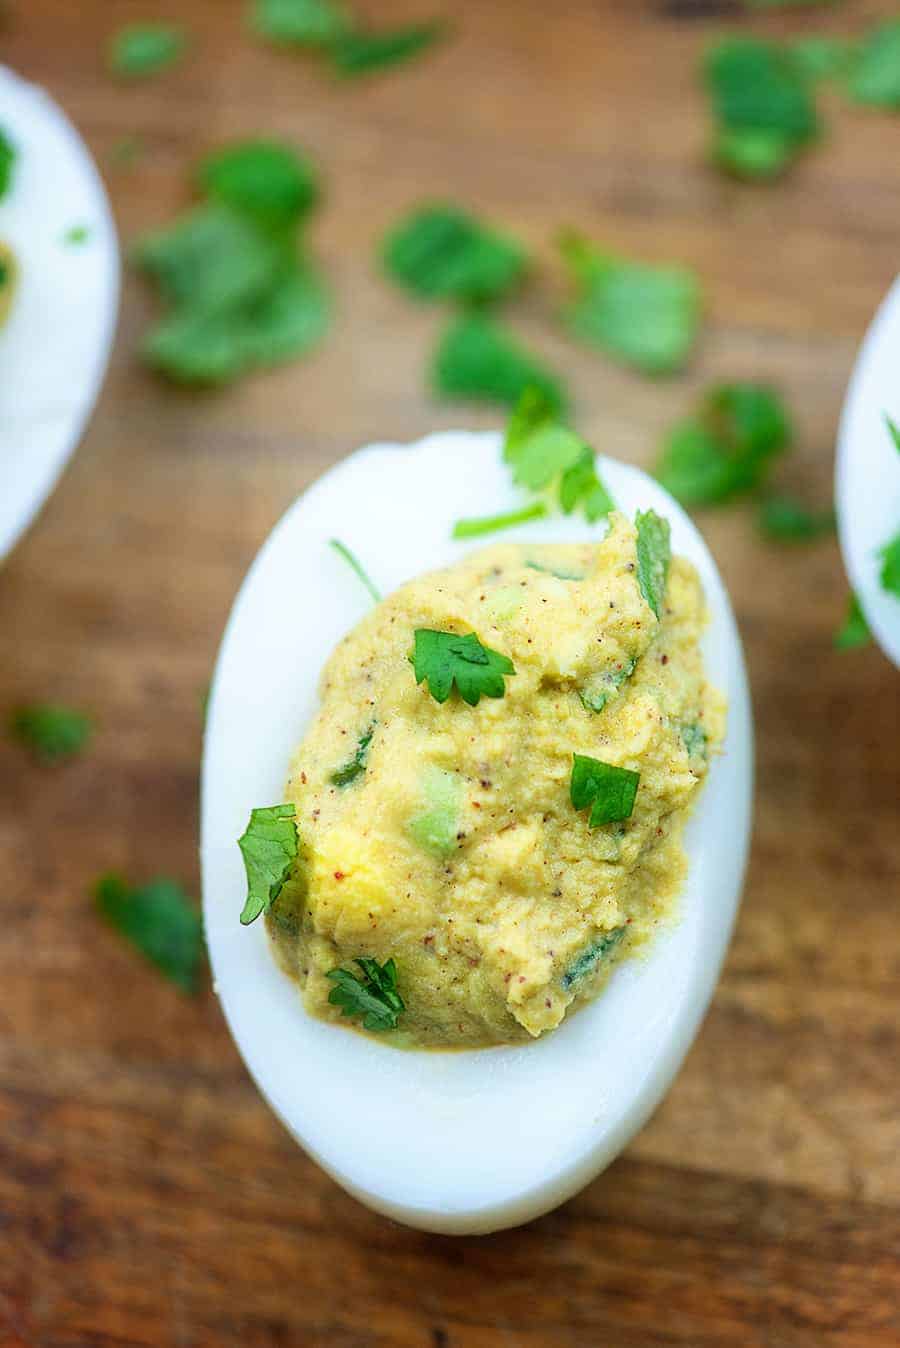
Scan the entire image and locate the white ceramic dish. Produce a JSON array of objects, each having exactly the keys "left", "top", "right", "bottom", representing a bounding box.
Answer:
[
  {"left": 202, "top": 430, "right": 753, "bottom": 1234},
  {"left": 0, "top": 66, "right": 119, "bottom": 562},
  {"left": 836, "top": 274, "right": 900, "bottom": 668}
]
